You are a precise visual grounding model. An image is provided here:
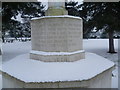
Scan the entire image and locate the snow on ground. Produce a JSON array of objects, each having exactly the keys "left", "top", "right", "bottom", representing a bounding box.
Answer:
[
  {"left": 83, "top": 39, "right": 118, "bottom": 63},
  {"left": 0, "top": 74, "right": 2, "bottom": 90},
  {"left": 0, "top": 55, "right": 2, "bottom": 71},
  {"left": 0, "top": 55, "right": 2, "bottom": 89},
  {"left": 112, "top": 66, "right": 118, "bottom": 88},
  {"left": 2, "top": 41, "right": 31, "bottom": 63},
  {"left": 1, "top": 39, "right": 119, "bottom": 87}
]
